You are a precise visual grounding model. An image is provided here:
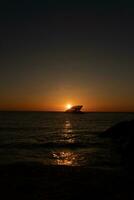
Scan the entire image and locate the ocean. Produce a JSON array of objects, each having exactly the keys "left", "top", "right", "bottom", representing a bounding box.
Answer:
[{"left": 0, "top": 112, "right": 134, "bottom": 168}]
